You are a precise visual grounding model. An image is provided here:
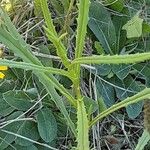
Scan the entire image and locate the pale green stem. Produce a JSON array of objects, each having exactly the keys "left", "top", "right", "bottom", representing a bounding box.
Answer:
[
  {"left": 90, "top": 88, "right": 150, "bottom": 127},
  {"left": 72, "top": 53, "right": 150, "bottom": 65}
]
